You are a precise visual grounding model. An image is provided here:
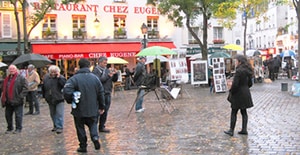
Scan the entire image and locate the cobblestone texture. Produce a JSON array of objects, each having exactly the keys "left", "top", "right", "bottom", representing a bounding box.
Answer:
[{"left": 0, "top": 79, "right": 299, "bottom": 155}]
